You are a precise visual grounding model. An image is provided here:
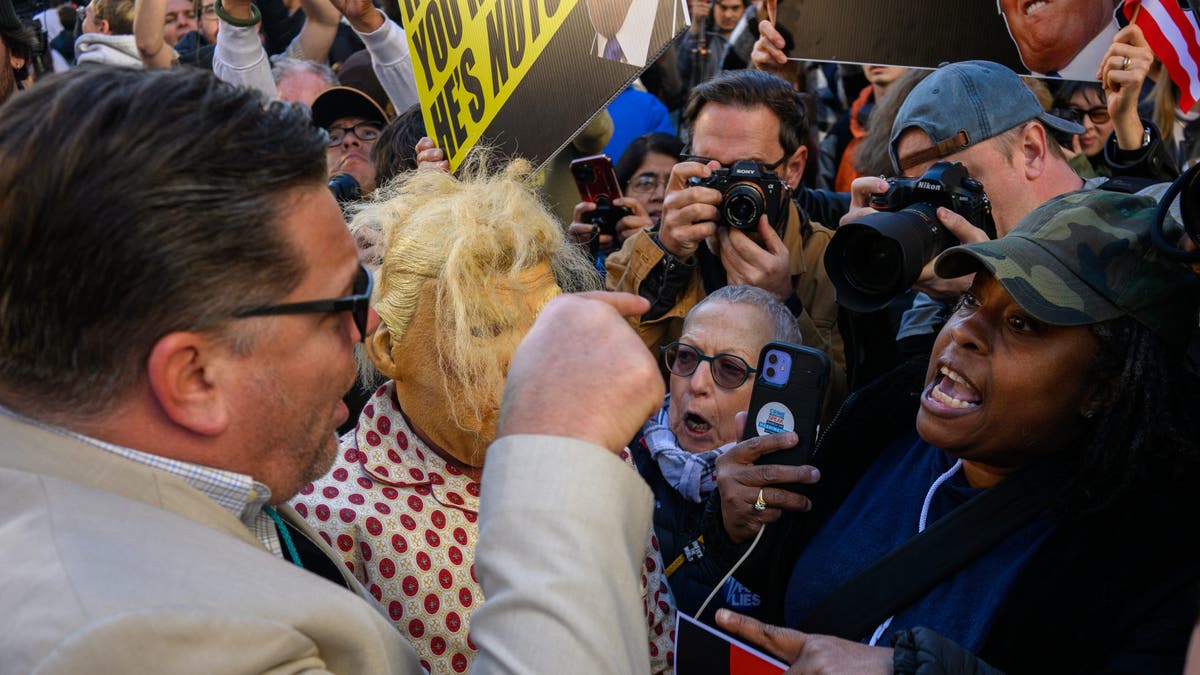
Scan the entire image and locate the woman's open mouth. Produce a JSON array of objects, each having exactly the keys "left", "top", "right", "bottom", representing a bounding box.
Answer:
[
  {"left": 926, "top": 365, "right": 983, "bottom": 411},
  {"left": 683, "top": 412, "right": 712, "bottom": 434}
]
